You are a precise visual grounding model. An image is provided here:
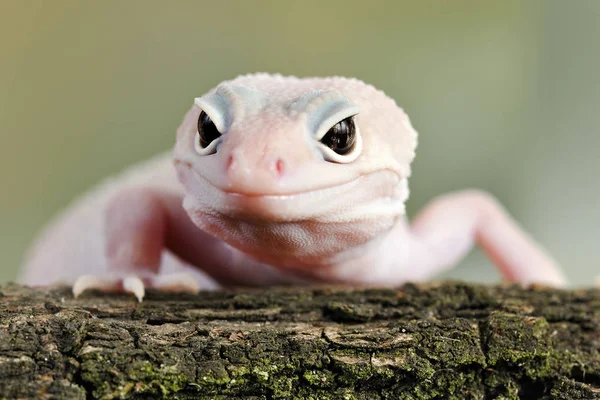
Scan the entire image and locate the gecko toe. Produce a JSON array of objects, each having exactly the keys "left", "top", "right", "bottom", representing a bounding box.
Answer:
[
  {"left": 72, "top": 274, "right": 146, "bottom": 302},
  {"left": 72, "top": 275, "right": 121, "bottom": 298},
  {"left": 71, "top": 272, "right": 204, "bottom": 302},
  {"left": 149, "top": 272, "right": 201, "bottom": 294}
]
